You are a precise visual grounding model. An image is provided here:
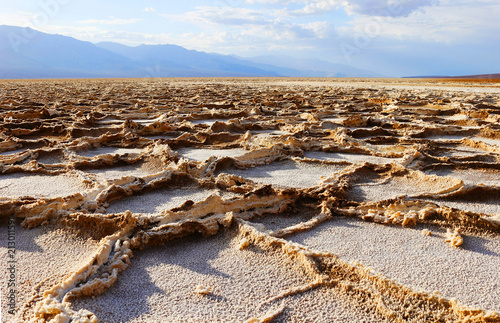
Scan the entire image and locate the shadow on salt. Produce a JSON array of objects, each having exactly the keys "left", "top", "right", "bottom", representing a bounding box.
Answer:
[
  {"left": 0, "top": 224, "right": 100, "bottom": 311},
  {"left": 226, "top": 160, "right": 348, "bottom": 188},
  {"left": 441, "top": 146, "right": 493, "bottom": 158},
  {"left": 305, "top": 151, "right": 397, "bottom": 165},
  {"left": 70, "top": 229, "right": 321, "bottom": 323},
  {"left": 36, "top": 150, "right": 65, "bottom": 165},
  {"left": 250, "top": 129, "right": 292, "bottom": 136},
  {"left": 287, "top": 217, "right": 500, "bottom": 313},
  {"left": 75, "top": 147, "right": 145, "bottom": 158},
  {"left": 0, "top": 148, "right": 26, "bottom": 156},
  {"left": 145, "top": 135, "right": 178, "bottom": 141}
]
